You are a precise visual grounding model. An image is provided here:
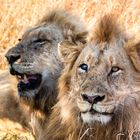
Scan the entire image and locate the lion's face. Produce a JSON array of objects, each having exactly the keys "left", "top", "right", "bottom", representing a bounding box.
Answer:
[
  {"left": 59, "top": 37, "right": 140, "bottom": 125},
  {"left": 58, "top": 15, "right": 140, "bottom": 126},
  {"left": 72, "top": 42, "right": 133, "bottom": 124},
  {"left": 6, "top": 24, "right": 63, "bottom": 97}
]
